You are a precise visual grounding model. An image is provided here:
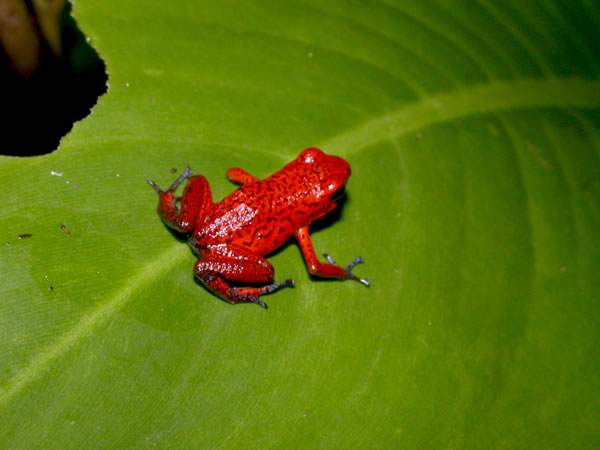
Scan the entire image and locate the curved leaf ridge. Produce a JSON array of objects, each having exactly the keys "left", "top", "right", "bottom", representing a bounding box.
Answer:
[
  {"left": 325, "top": 77, "right": 600, "bottom": 155},
  {"left": 0, "top": 244, "right": 186, "bottom": 408}
]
